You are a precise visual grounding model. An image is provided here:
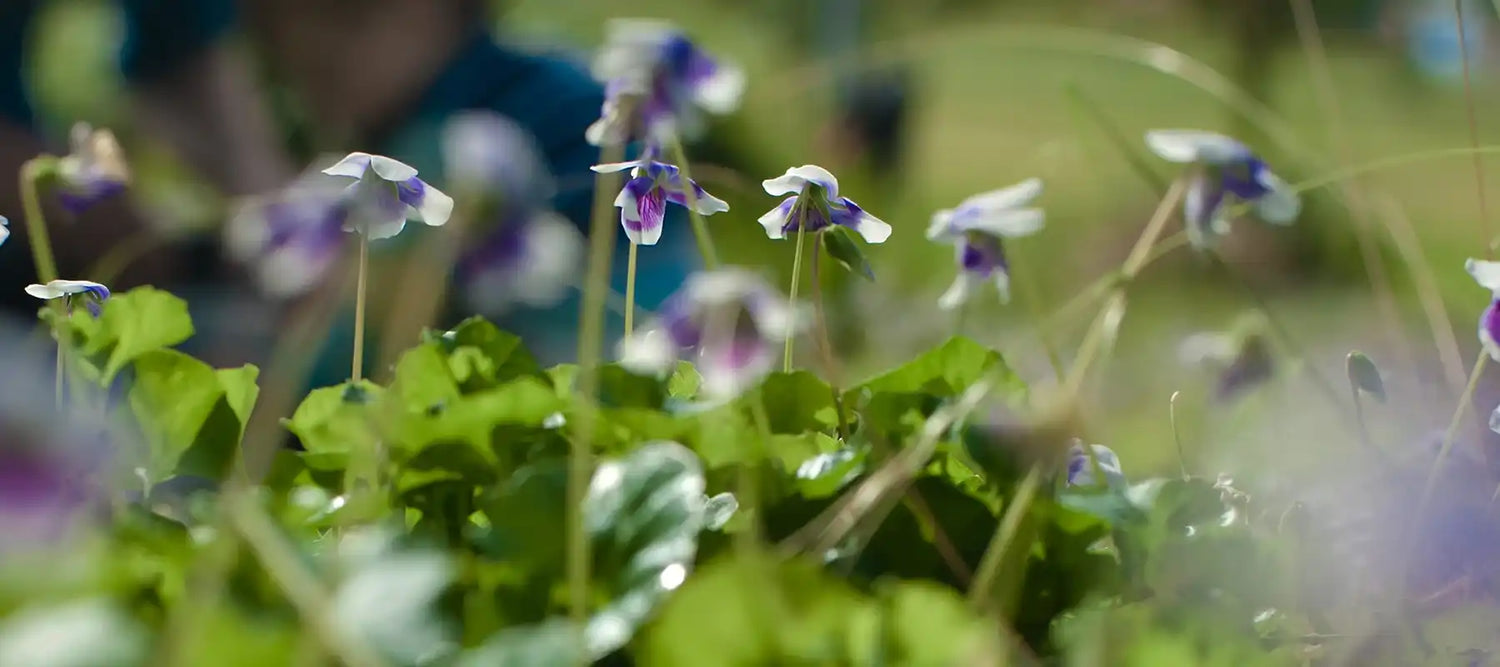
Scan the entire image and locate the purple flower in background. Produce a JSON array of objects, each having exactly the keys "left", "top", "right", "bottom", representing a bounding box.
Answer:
[
  {"left": 1466, "top": 258, "right": 1500, "bottom": 361},
  {"left": 926, "top": 179, "right": 1044, "bottom": 309},
  {"left": 322, "top": 152, "right": 453, "bottom": 239},
  {"left": 591, "top": 154, "right": 729, "bottom": 245},
  {"left": 586, "top": 19, "right": 745, "bottom": 145},
  {"left": 25, "top": 280, "right": 110, "bottom": 317},
  {"left": 758, "top": 165, "right": 891, "bottom": 243},
  {"left": 1145, "top": 130, "right": 1300, "bottom": 248},
  {"left": 1178, "top": 321, "right": 1275, "bottom": 402},
  {"left": 227, "top": 180, "right": 351, "bottom": 298},
  {"left": 442, "top": 111, "right": 553, "bottom": 207},
  {"left": 1066, "top": 441, "right": 1125, "bottom": 489},
  {"left": 619, "top": 268, "right": 806, "bottom": 399},
  {"left": 55, "top": 123, "right": 129, "bottom": 214}
]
